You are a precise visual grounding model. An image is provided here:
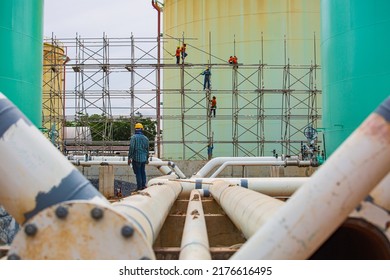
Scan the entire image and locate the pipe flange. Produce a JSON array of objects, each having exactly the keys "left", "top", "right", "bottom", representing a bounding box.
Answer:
[{"left": 7, "top": 201, "right": 155, "bottom": 260}]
